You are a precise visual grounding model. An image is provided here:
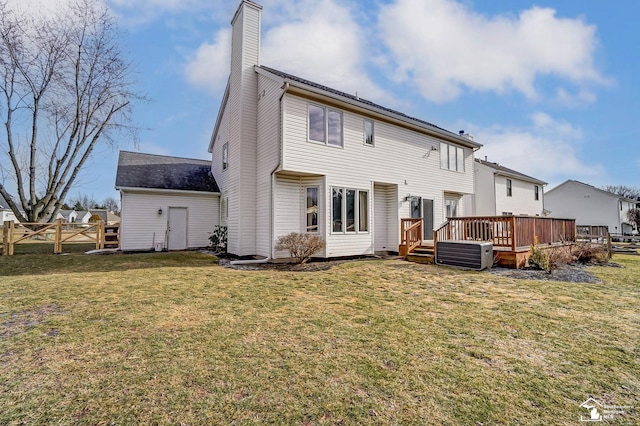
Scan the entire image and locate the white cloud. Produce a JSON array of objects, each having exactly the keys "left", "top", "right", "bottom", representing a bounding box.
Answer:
[
  {"left": 555, "top": 87, "right": 598, "bottom": 107},
  {"left": 378, "top": 0, "right": 608, "bottom": 102},
  {"left": 261, "top": 0, "right": 385, "bottom": 102},
  {"left": 182, "top": 0, "right": 387, "bottom": 104},
  {"left": 184, "top": 28, "right": 231, "bottom": 96},
  {"left": 472, "top": 113, "right": 604, "bottom": 185}
]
